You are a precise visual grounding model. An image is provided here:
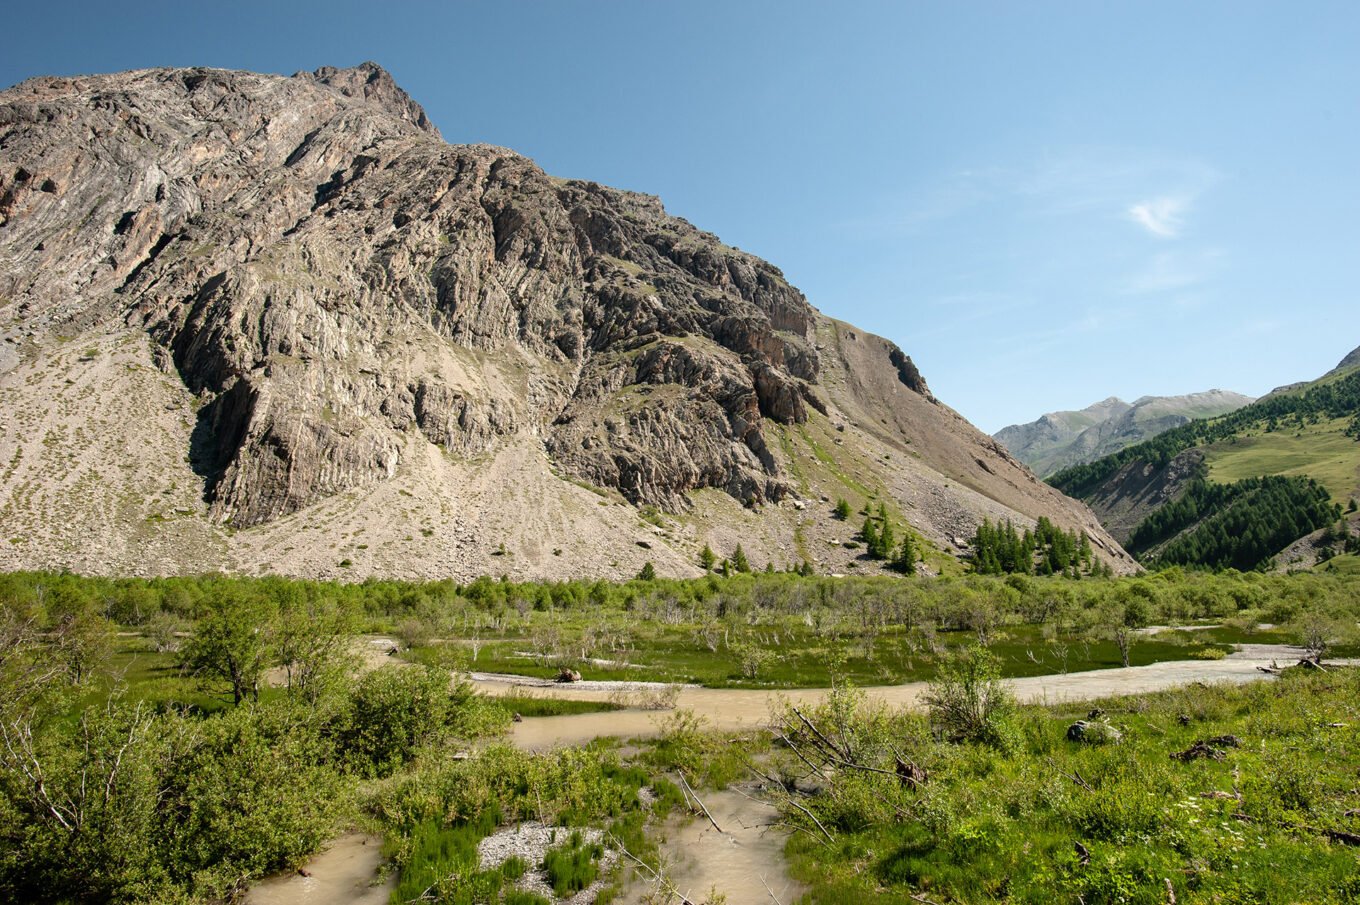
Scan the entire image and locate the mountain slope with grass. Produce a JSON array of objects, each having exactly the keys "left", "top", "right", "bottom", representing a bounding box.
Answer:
[
  {"left": 0, "top": 63, "right": 1133, "bottom": 580},
  {"left": 1050, "top": 346, "right": 1360, "bottom": 571},
  {"left": 995, "top": 389, "right": 1254, "bottom": 478}
]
